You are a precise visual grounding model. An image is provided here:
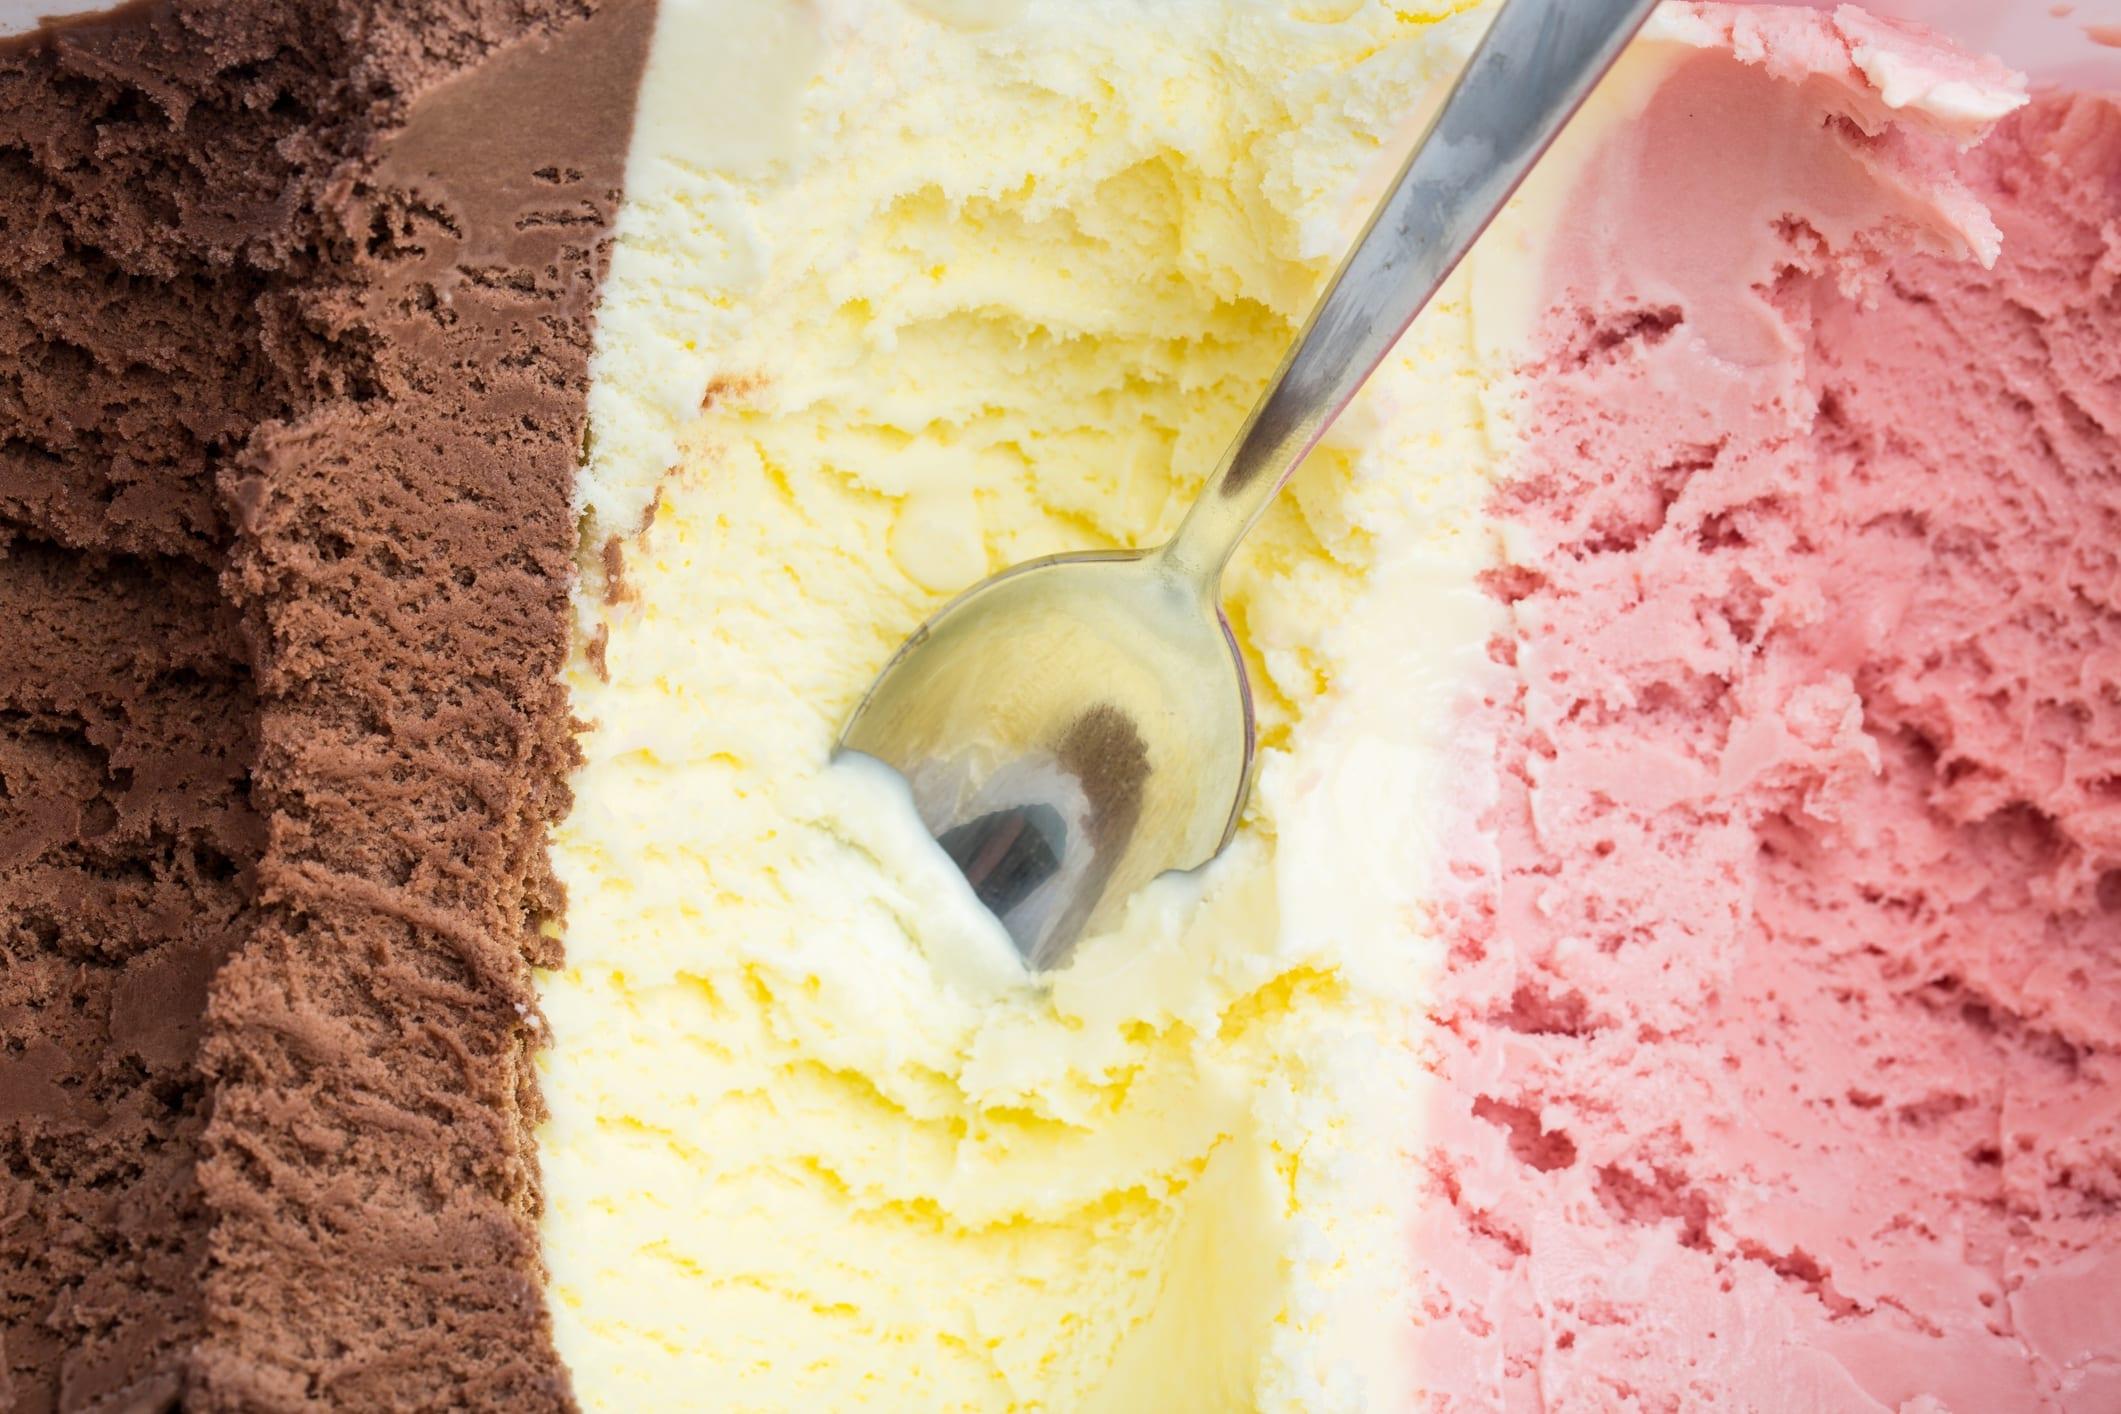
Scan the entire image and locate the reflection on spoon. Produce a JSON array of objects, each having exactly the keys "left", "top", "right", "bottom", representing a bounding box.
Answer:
[{"left": 920, "top": 704, "right": 1150, "bottom": 970}]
